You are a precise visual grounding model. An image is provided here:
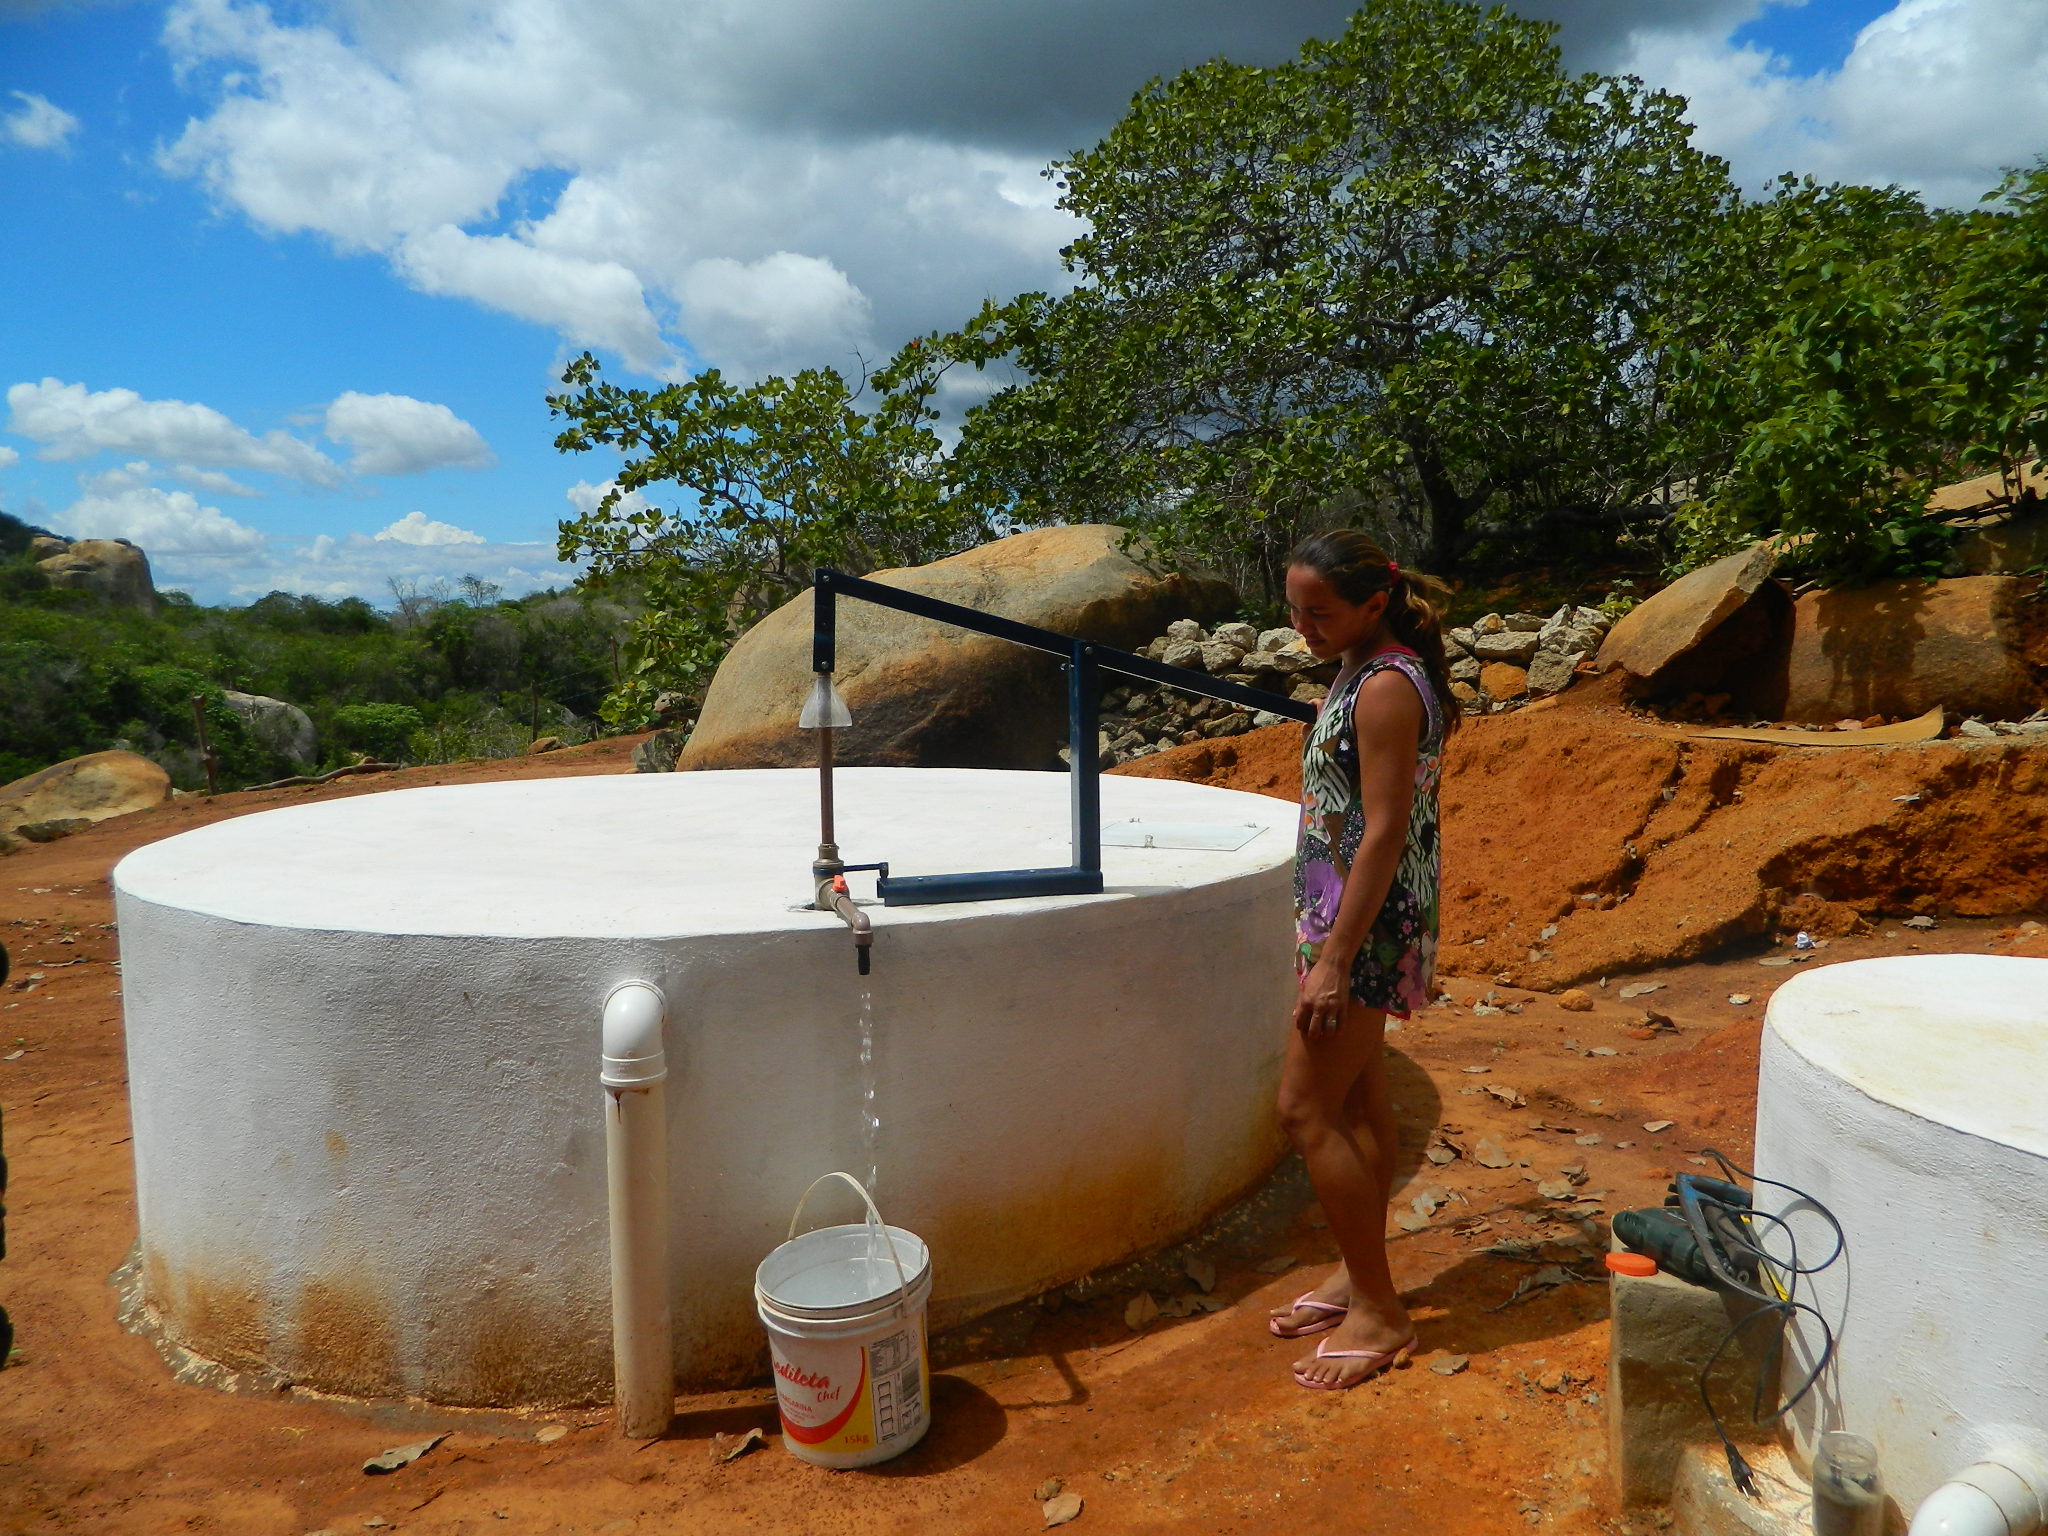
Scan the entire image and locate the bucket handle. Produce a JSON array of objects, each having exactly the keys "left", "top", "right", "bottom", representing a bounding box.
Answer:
[{"left": 787, "top": 1171, "right": 912, "bottom": 1303}]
